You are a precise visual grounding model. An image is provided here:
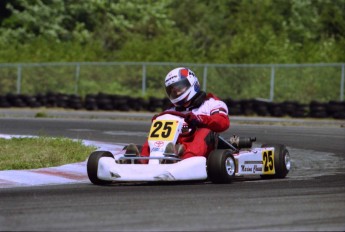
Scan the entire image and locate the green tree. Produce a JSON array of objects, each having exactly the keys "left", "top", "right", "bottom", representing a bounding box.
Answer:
[{"left": 0, "top": 0, "right": 344, "bottom": 63}]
